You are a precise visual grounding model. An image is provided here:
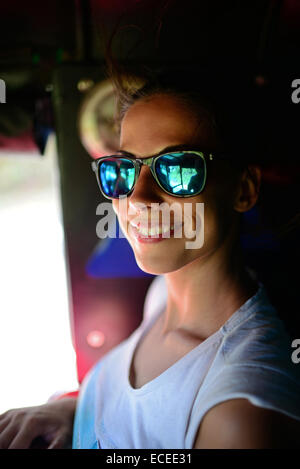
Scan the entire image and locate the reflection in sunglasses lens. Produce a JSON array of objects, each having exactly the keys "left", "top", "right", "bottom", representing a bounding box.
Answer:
[
  {"left": 100, "top": 158, "right": 135, "bottom": 197},
  {"left": 155, "top": 152, "right": 205, "bottom": 195}
]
